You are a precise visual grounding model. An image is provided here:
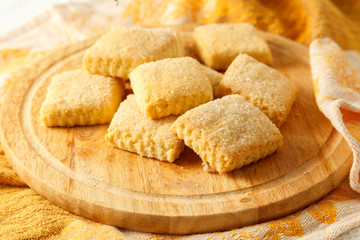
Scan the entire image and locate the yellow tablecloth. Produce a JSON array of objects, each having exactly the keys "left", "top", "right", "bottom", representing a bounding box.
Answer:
[{"left": 0, "top": 0, "right": 360, "bottom": 239}]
